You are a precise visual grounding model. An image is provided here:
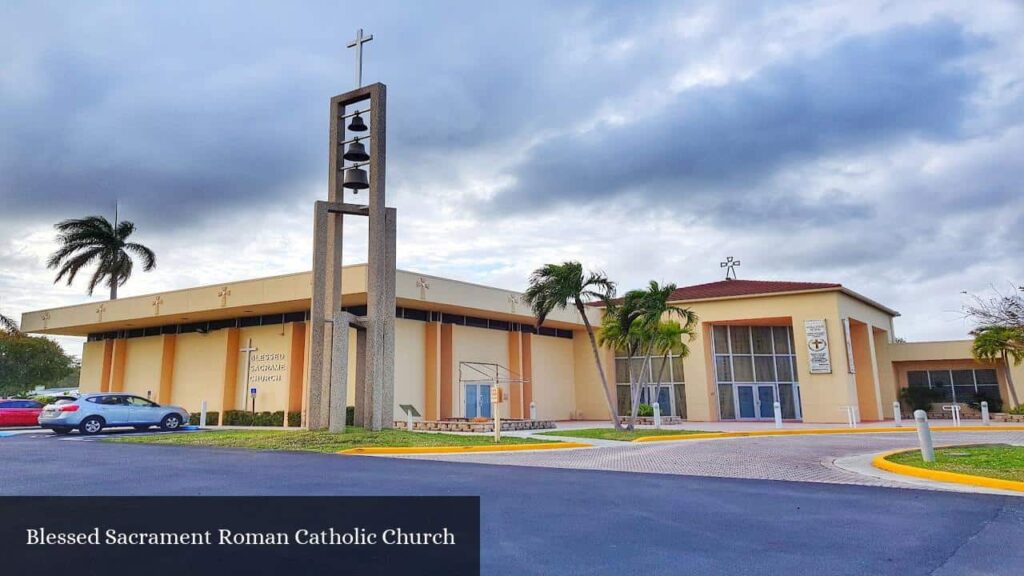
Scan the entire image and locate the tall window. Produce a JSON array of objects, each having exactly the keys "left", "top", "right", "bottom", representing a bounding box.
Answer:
[
  {"left": 614, "top": 351, "right": 686, "bottom": 418},
  {"left": 712, "top": 325, "right": 800, "bottom": 419}
]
